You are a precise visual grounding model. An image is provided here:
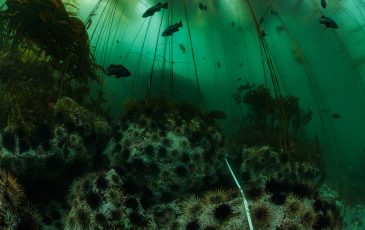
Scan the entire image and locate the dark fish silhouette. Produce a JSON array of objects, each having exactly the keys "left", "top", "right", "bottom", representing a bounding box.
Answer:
[
  {"left": 116, "top": 40, "right": 119, "bottom": 44},
  {"left": 209, "top": 110, "right": 226, "bottom": 120},
  {"left": 217, "top": 62, "right": 220, "bottom": 68},
  {"left": 107, "top": 64, "right": 131, "bottom": 78},
  {"left": 270, "top": 10, "right": 278, "bottom": 15},
  {"left": 239, "top": 62, "right": 243, "bottom": 67},
  {"left": 321, "top": 0, "right": 327, "bottom": 8},
  {"left": 262, "top": 30, "right": 268, "bottom": 37},
  {"left": 143, "top": 2, "right": 168, "bottom": 18},
  {"left": 199, "top": 3, "right": 207, "bottom": 10},
  {"left": 259, "top": 17, "right": 264, "bottom": 26},
  {"left": 119, "top": 56, "right": 122, "bottom": 59},
  {"left": 231, "top": 21, "right": 235, "bottom": 27},
  {"left": 237, "top": 78, "right": 242, "bottom": 81},
  {"left": 162, "top": 20, "right": 183, "bottom": 36},
  {"left": 319, "top": 16, "right": 339, "bottom": 29},
  {"left": 332, "top": 113, "right": 340, "bottom": 118}
]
